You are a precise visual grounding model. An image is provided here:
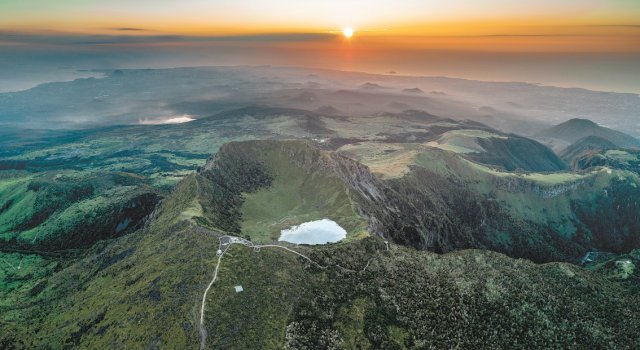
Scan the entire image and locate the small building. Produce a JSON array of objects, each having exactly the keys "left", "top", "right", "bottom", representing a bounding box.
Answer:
[{"left": 234, "top": 285, "right": 244, "bottom": 293}]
